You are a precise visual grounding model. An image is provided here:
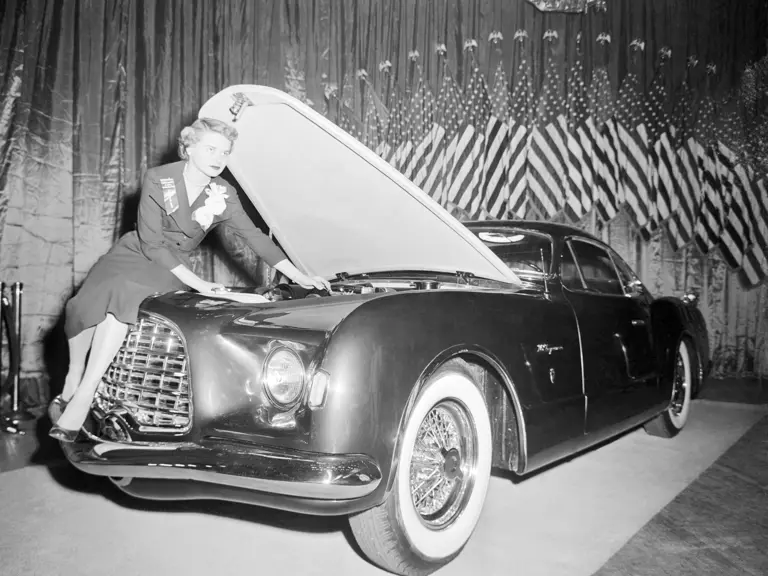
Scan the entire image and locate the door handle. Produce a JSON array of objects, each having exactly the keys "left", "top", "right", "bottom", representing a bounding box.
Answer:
[{"left": 631, "top": 319, "right": 646, "bottom": 326}]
